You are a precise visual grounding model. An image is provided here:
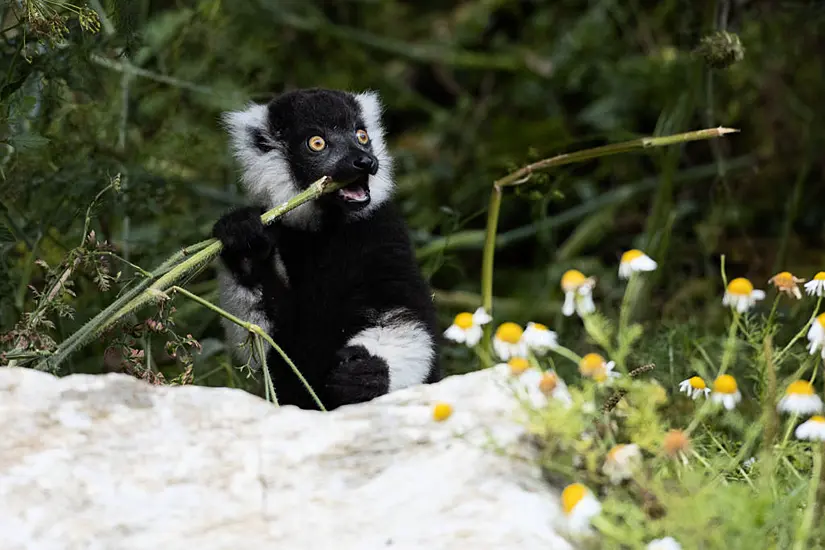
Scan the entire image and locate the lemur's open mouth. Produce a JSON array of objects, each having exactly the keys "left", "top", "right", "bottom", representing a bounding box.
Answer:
[{"left": 337, "top": 176, "right": 370, "bottom": 204}]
